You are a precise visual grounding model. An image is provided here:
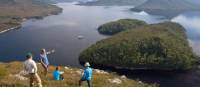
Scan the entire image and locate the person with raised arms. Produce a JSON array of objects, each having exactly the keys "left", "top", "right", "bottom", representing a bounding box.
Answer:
[{"left": 39, "top": 48, "right": 55, "bottom": 76}]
